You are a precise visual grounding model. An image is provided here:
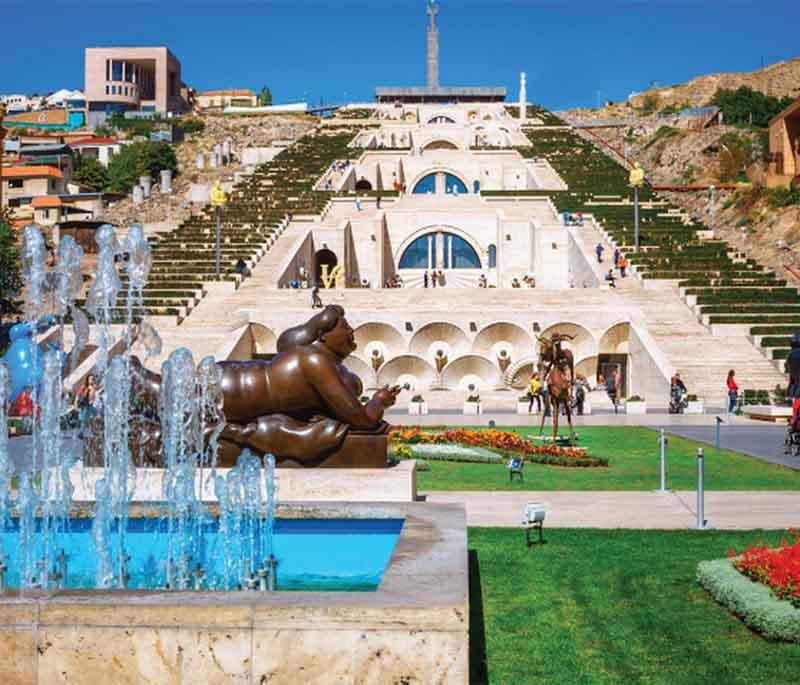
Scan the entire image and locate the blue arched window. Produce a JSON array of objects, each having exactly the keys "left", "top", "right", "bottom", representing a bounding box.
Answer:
[
  {"left": 488, "top": 244, "right": 497, "bottom": 269},
  {"left": 398, "top": 234, "right": 432, "bottom": 269},
  {"left": 412, "top": 174, "right": 436, "bottom": 194},
  {"left": 444, "top": 174, "right": 467, "bottom": 195},
  {"left": 398, "top": 232, "right": 481, "bottom": 270},
  {"left": 412, "top": 173, "right": 468, "bottom": 195}
]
